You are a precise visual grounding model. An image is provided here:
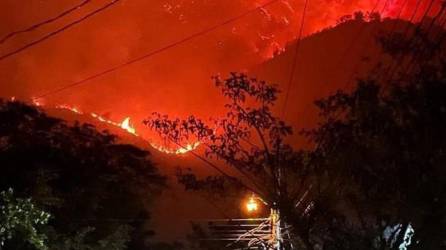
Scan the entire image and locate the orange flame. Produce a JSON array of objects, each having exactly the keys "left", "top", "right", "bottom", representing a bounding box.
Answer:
[
  {"left": 149, "top": 141, "right": 200, "bottom": 154},
  {"left": 48, "top": 103, "right": 199, "bottom": 155},
  {"left": 56, "top": 104, "right": 83, "bottom": 114},
  {"left": 31, "top": 97, "right": 44, "bottom": 107},
  {"left": 120, "top": 117, "right": 137, "bottom": 135}
]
